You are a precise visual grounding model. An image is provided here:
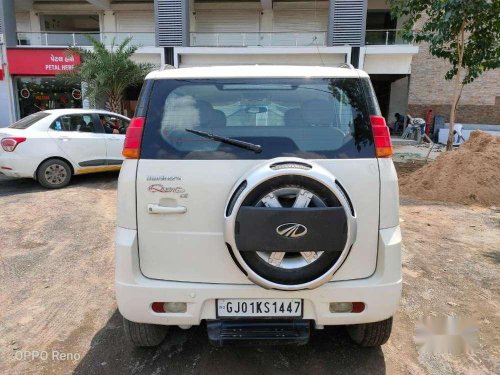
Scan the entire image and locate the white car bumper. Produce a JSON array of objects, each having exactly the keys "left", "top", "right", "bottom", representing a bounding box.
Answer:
[
  {"left": 115, "top": 225, "right": 402, "bottom": 326},
  {"left": 0, "top": 153, "right": 38, "bottom": 178}
]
